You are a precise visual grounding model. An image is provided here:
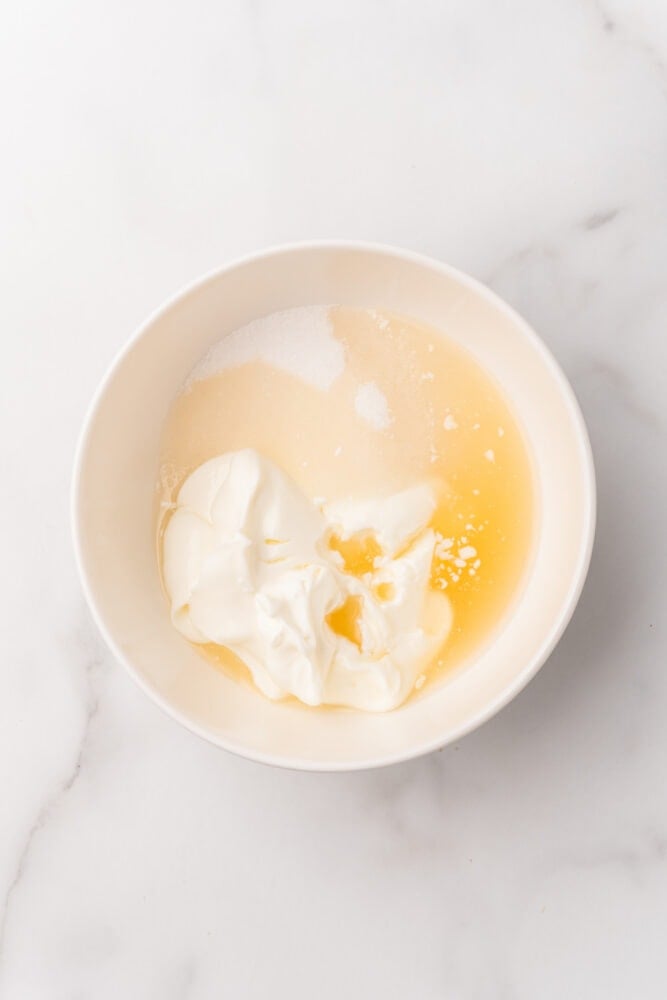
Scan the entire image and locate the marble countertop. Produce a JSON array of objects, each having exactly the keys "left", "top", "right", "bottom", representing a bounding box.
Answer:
[{"left": 2, "top": 1, "right": 666, "bottom": 996}]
